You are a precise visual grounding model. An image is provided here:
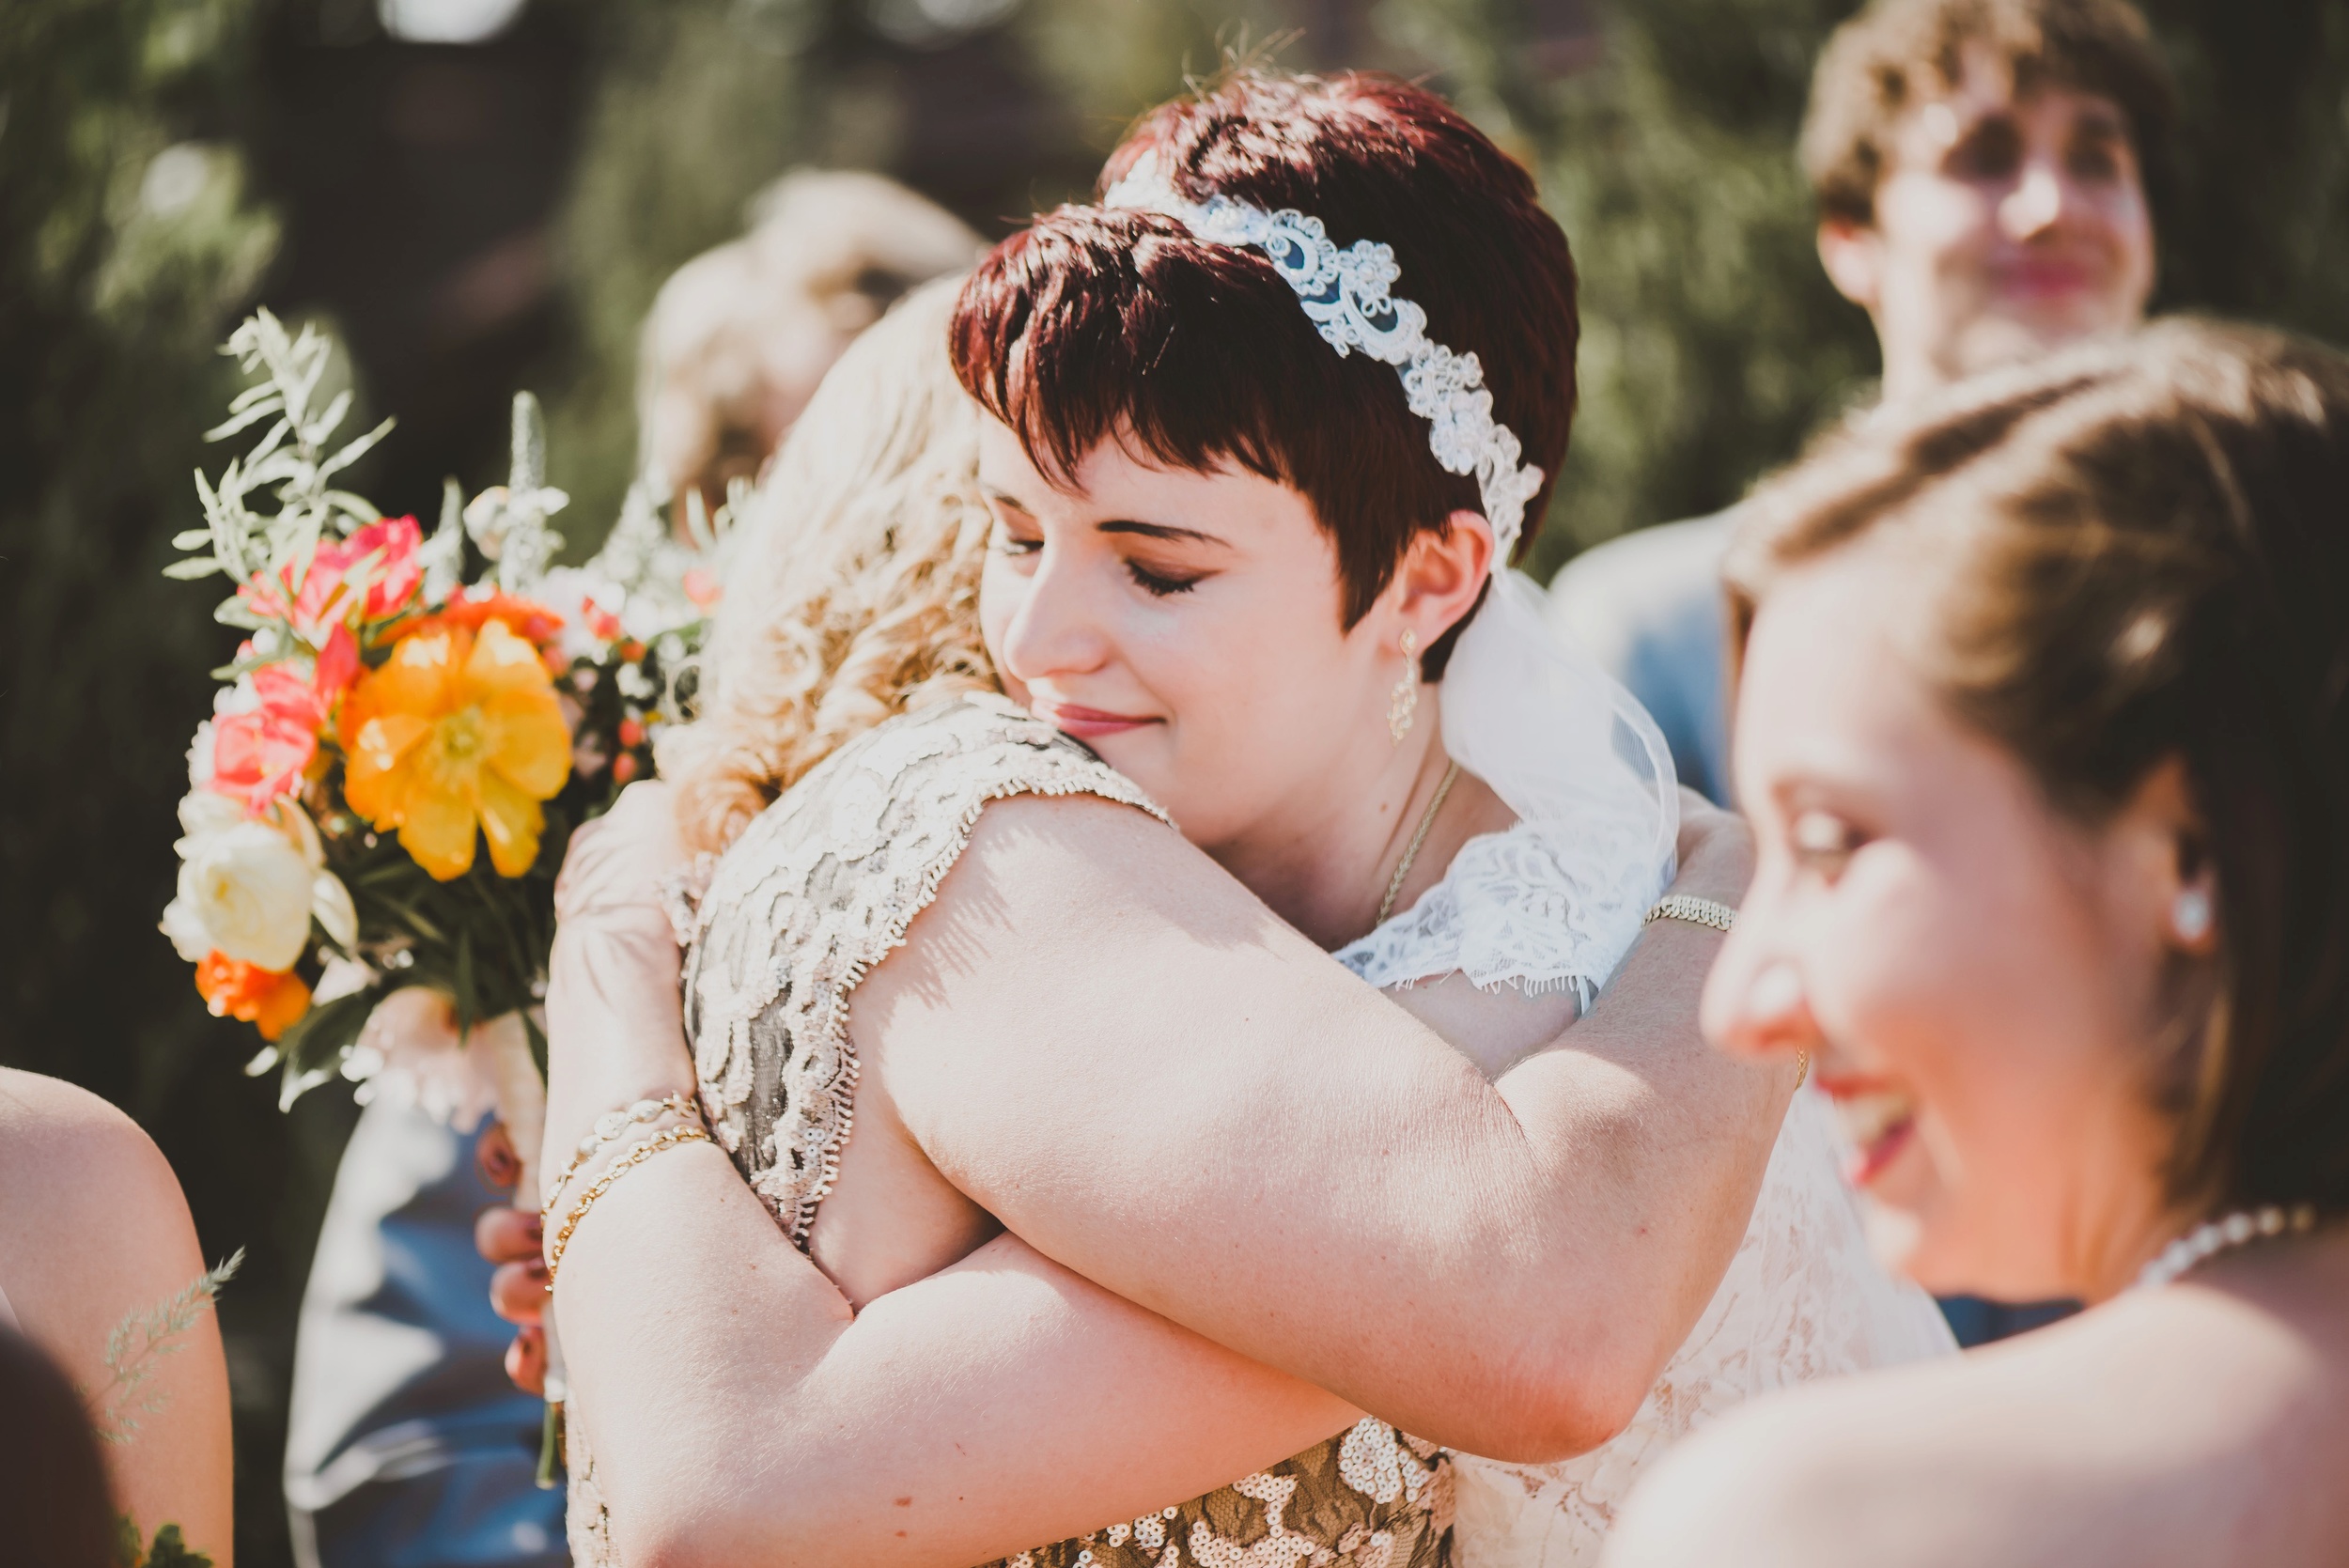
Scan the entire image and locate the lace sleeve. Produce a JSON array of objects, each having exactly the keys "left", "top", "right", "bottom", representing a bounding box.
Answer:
[
  {"left": 680, "top": 693, "right": 1170, "bottom": 1247},
  {"left": 1333, "top": 817, "right": 1658, "bottom": 1008}
]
